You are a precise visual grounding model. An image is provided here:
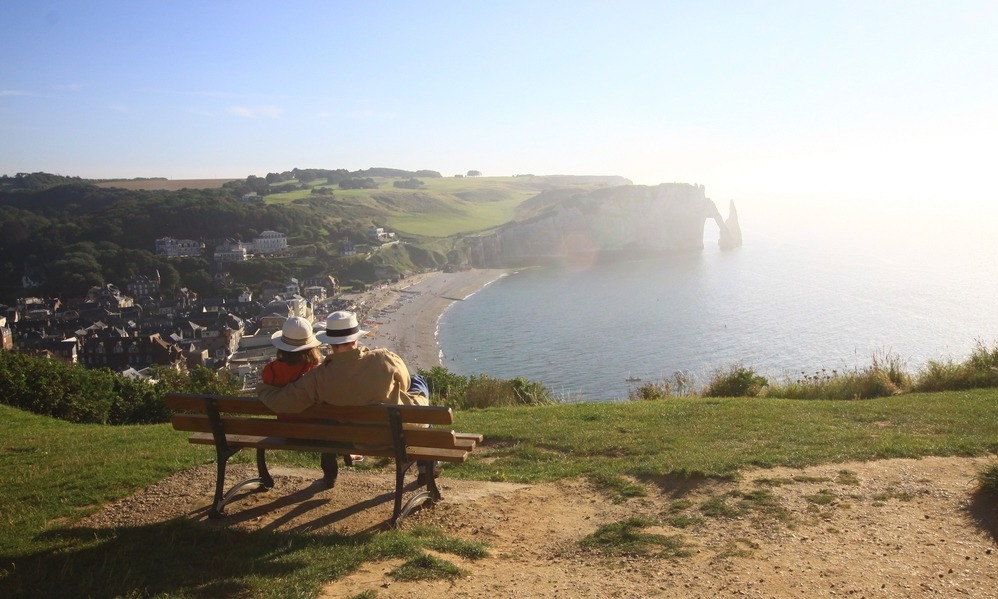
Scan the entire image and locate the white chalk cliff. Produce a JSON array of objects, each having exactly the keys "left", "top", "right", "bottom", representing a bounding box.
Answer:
[{"left": 463, "top": 183, "right": 742, "bottom": 267}]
